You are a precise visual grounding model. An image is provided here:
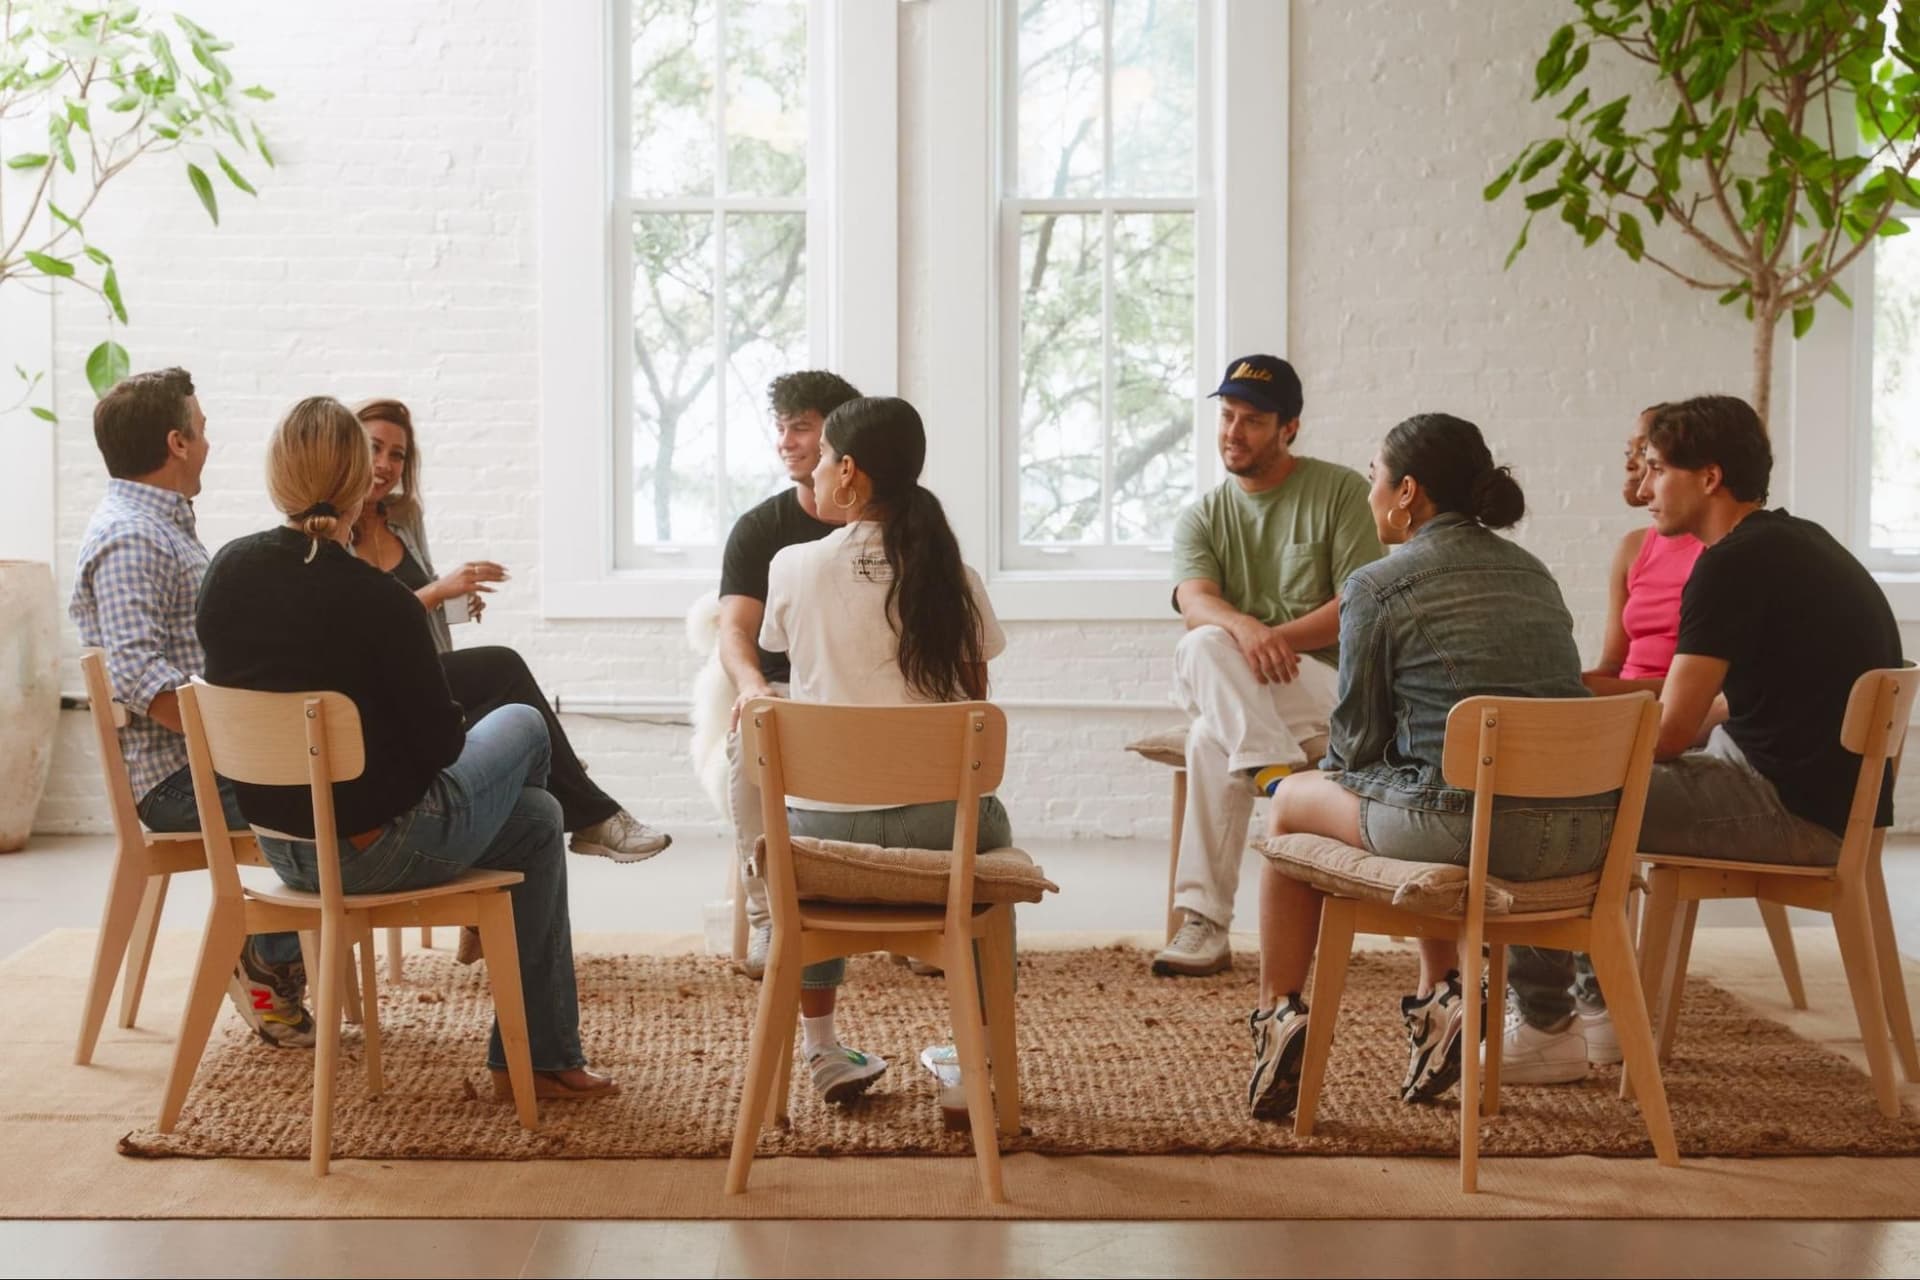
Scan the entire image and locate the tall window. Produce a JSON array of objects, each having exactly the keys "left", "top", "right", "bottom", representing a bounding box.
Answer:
[
  {"left": 619, "top": 0, "right": 819, "bottom": 564},
  {"left": 1868, "top": 228, "right": 1920, "bottom": 559},
  {"left": 1001, "top": 0, "right": 1205, "bottom": 569}
]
